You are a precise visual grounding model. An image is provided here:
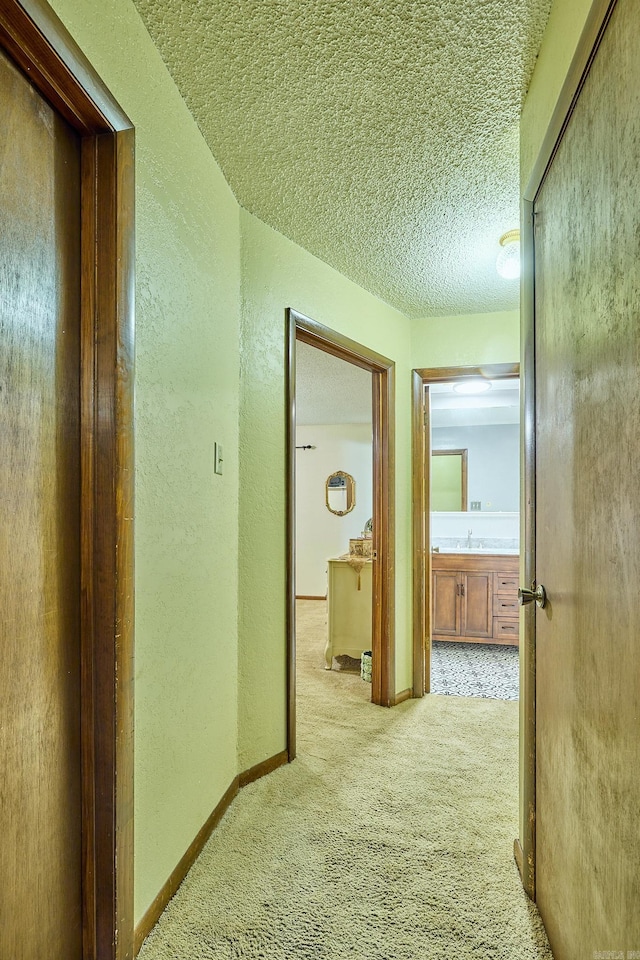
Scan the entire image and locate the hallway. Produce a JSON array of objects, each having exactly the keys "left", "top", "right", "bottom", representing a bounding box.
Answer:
[{"left": 139, "top": 602, "right": 551, "bottom": 958}]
